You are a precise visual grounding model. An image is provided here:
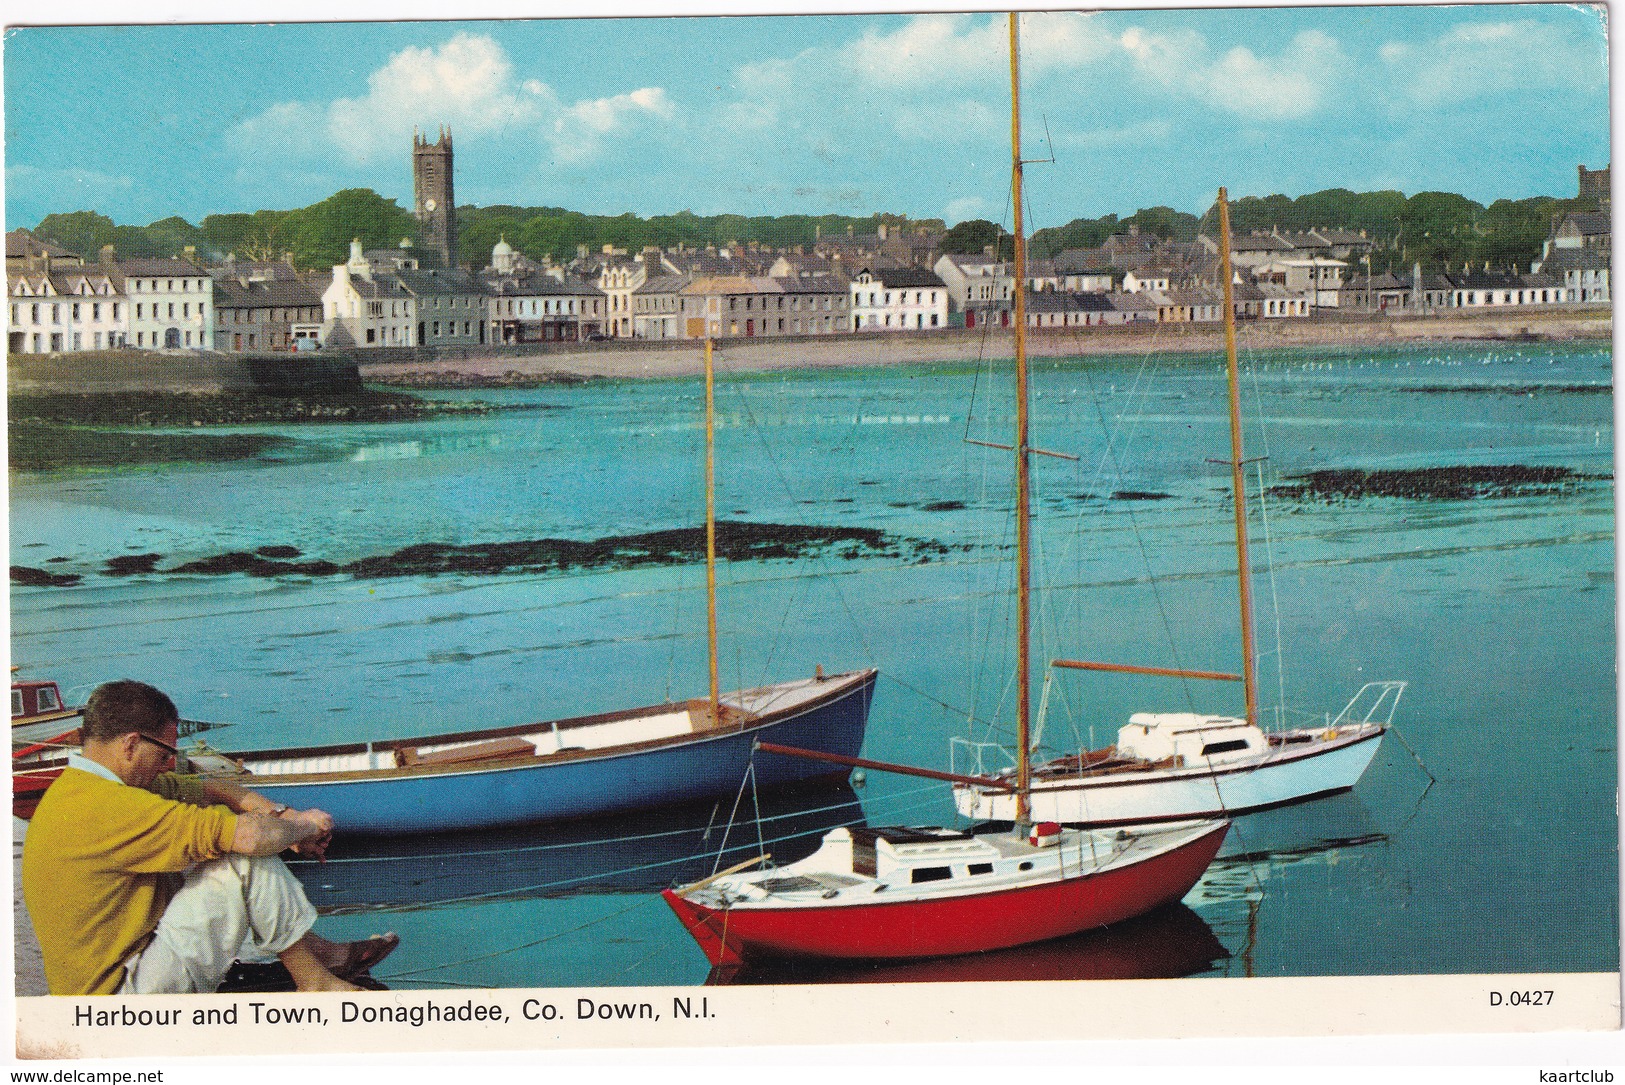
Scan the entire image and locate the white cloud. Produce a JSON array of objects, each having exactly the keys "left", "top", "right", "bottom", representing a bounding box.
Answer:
[
  {"left": 843, "top": 12, "right": 1112, "bottom": 89},
  {"left": 550, "top": 88, "right": 675, "bottom": 165},
  {"left": 1117, "top": 26, "right": 1347, "bottom": 121},
  {"left": 943, "top": 195, "right": 996, "bottom": 222},
  {"left": 9, "top": 164, "right": 134, "bottom": 215},
  {"left": 1057, "top": 118, "right": 1175, "bottom": 151},
  {"left": 230, "top": 33, "right": 672, "bottom": 170},
  {"left": 1379, "top": 18, "right": 1599, "bottom": 106},
  {"left": 849, "top": 14, "right": 1005, "bottom": 88}
]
